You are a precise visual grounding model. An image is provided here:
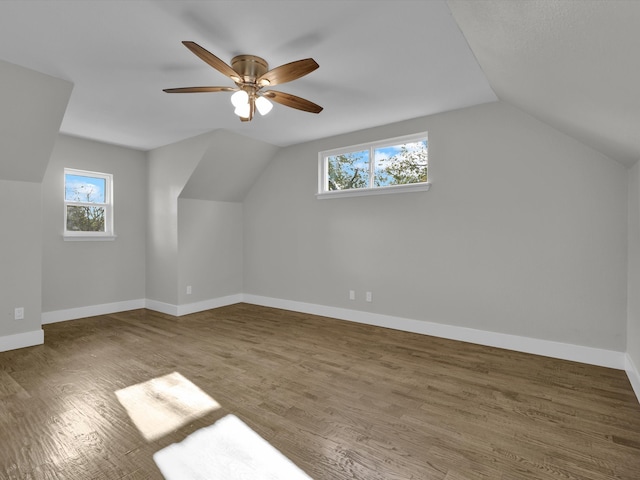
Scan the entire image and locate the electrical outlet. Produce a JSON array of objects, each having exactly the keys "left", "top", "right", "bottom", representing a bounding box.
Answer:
[
  {"left": 186, "top": 286, "right": 192, "bottom": 295},
  {"left": 14, "top": 307, "right": 24, "bottom": 320},
  {"left": 366, "top": 291, "right": 372, "bottom": 302},
  {"left": 349, "top": 290, "right": 355, "bottom": 301}
]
